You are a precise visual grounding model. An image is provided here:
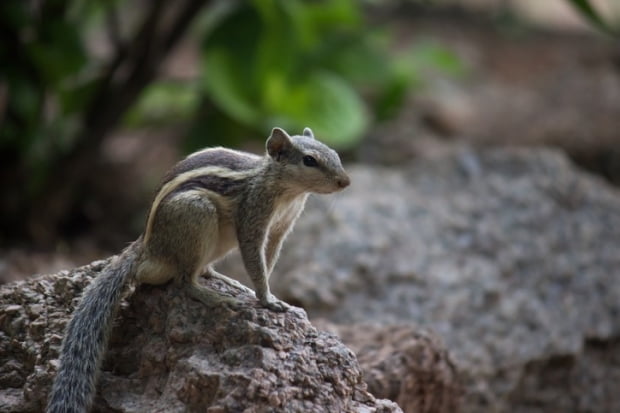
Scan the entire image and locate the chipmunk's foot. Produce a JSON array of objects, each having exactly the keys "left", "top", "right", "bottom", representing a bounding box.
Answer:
[{"left": 259, "top": 293, "right": 291, "bottom": 312}]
